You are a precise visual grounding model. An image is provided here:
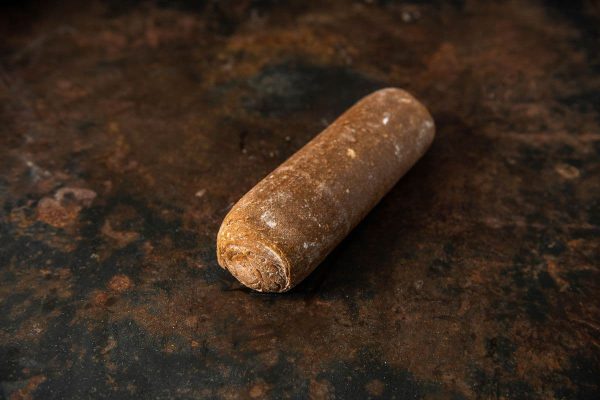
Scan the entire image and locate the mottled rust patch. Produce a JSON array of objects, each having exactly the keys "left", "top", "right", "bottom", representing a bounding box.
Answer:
[
  {"left": 107, "top": 274, "right": 133, "bottom": 293},
  {"left": 0, "top": 0, "right": 599, "bottom": 399}
]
